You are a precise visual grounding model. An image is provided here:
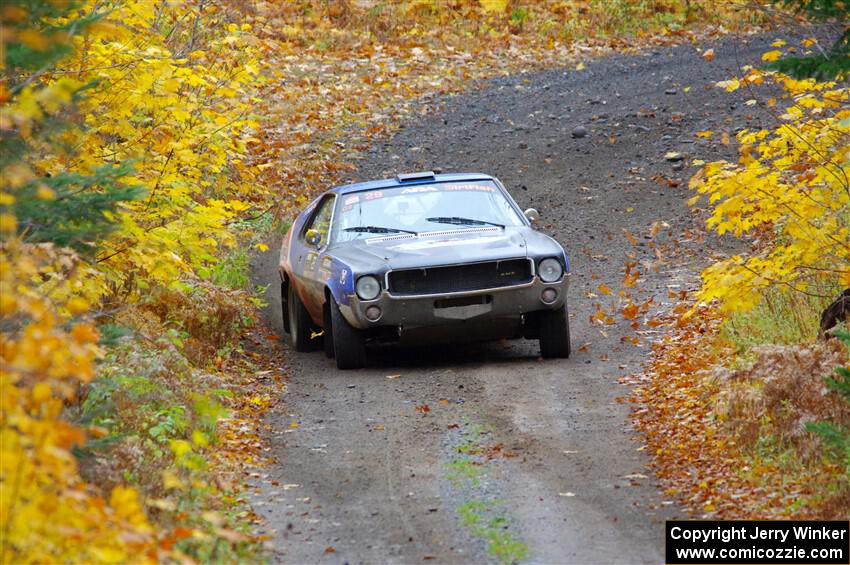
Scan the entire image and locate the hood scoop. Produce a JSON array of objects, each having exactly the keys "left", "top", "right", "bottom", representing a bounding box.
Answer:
[{"left": 365, "top": 226, "right": 501, "bottom": 244}]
